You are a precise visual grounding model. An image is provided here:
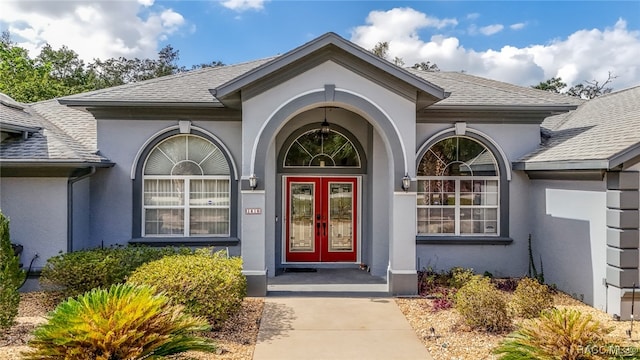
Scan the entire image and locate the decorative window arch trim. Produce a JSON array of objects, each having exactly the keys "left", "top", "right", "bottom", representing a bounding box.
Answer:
[
  {"left": 415, "top": 129, "right": 511, "bottom": 242},
  {"left": 130, "top": 124, "right": 239, "bottom": 180},
  {"left": 249, "top": 84, "right": 408, "bottom": 191},
  {"left": 417, "top": 127, "right": 512, "bottom": 181},
  {"left": 131, "top": 129, "right": 238, "bottom": 241},
  {"left": 277, "top": 122, "right": 367, "bottom": 174}
]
